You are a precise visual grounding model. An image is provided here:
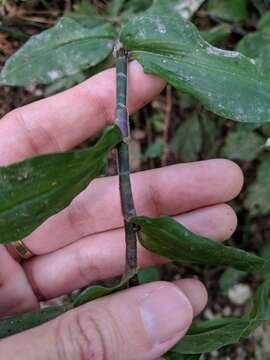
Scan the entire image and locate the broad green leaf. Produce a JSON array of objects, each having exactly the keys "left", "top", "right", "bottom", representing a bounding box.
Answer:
[
  {"left": 173, "top": 319, "right": 250, "bottom": 354},
  {"left": 0, "top": 16, "right": 116, "bottom": 86},
  {"left": 245, "top": 157, "right": 270, "bottom": 216},
  {"left": 131, "top": 216, "right": 268, "bottom": 273},
  {"left": 170, "top": 114, "right": 202, "bottom": 162},
  {"left": 44, "top": 71, "right": 87, "bottom": 96},
  {"left": 171, "top": 279, "right": 270, "bottom": 354},
  {"left": 45, "top": 56, "right": 111, "bottom": 96},
  {"left": 219, "top": 268, "right": 246, "bottom": 293},
  {"left": 221, "top": 125, "right": 264, "bottom": 161},
  {"left": 0, "top": 306, "right": 67, "bottom": 339},
  {"left": 121, "top": 0, "right": 270, "bottom": 123},
  {"left": 201, "top": 24, "right": 231, "bottom": 46},
  {"left": 208, "top": 0, "right": 248, "bottom": 22},
  {"left": 236, "top": 15, "right": 270, "bottom": 74},
  {"left": 237, "top": 33, "right": 270, "bottom": 59},
  {"left": 0, "top": 125, "right": 122, "bottom": 244},
  {"left": 73, "top": 273, "right": 133, "bottom": 307}
]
